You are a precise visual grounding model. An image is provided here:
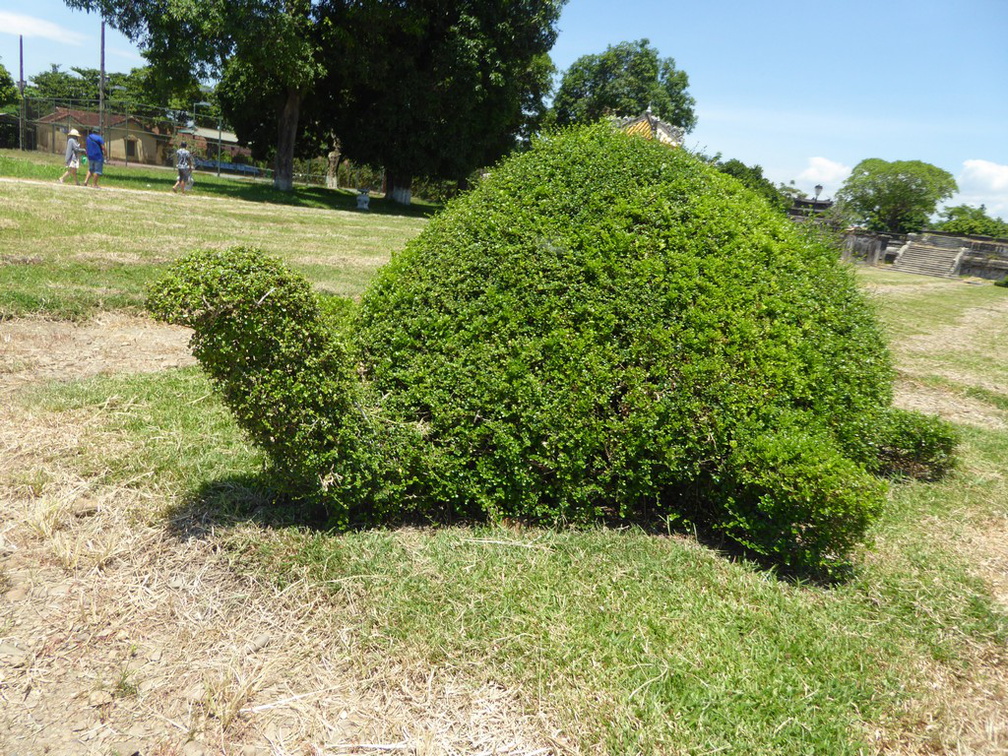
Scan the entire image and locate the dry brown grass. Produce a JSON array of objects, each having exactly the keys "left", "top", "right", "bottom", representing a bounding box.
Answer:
[{"left": 0, "top": 317, "right": 565, "bottom": 755}]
